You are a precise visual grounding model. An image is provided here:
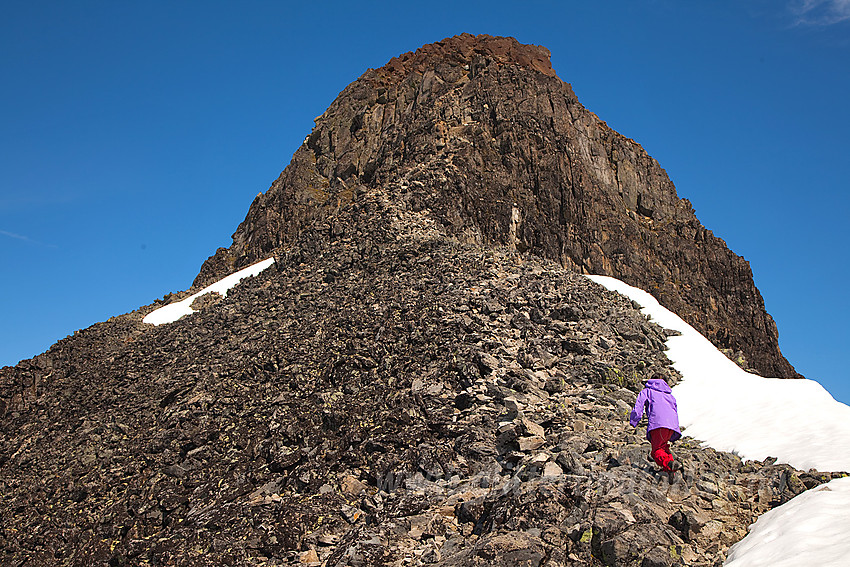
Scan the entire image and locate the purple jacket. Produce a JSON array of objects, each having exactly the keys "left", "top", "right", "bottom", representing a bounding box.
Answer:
[{"left": 629, "top": 379, "right": 681, "bottom": 442}]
